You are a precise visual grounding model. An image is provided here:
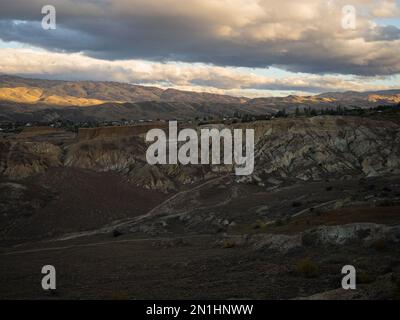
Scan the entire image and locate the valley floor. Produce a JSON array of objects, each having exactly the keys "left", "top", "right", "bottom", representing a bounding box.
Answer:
[
  {"left": 1, "top": 230, "right": 399, "bottom": 299},
  {"left": 1, "top": 174, "right": 400, "bottom": 299}
]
